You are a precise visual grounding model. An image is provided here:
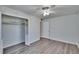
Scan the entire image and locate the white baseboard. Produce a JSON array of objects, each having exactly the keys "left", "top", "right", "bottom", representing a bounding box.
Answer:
[
  {"left": 40, "top": 36, "right": 49, "bottom": 39},
  {"left": 76, "top": 43, "right": 79, "bottom": 48},
  {"left": 77, "top": 45, "right": 79, "bottom": 48},
  {"left": 50, "top": 38, "right": 76, "bottom": 45},
  {"left": 51, "top": 38, "right": 79, "bottom": 49},
  {"left": 41, "top": 37, "right": 78, "bottom": 46},
  {"left": 25, "top": 37, "right": 79, "bottom": 48},
  {"left": 3, "top": 41, "right": 25, "bottom": 48},
  {"left": 25, "top": 38, "right": 40, "bottom": 46},
  {"left": 25, "top": 42, "right": 30, "bottom": 46}
]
